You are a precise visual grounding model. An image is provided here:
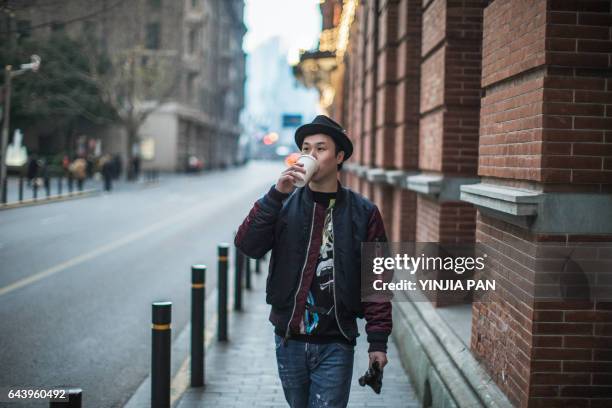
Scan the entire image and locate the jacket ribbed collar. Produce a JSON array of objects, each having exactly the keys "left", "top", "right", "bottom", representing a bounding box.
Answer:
[{"left": 302, "top": 180, "right": 347, "bottom": 206}]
